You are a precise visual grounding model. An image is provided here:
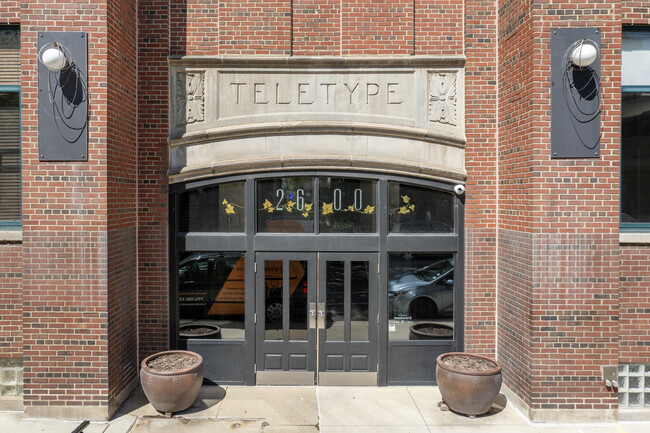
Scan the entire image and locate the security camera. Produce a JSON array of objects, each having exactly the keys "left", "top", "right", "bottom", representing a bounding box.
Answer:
[{"left": 454, "top": 184, "right": 465, "bottom": 195}]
